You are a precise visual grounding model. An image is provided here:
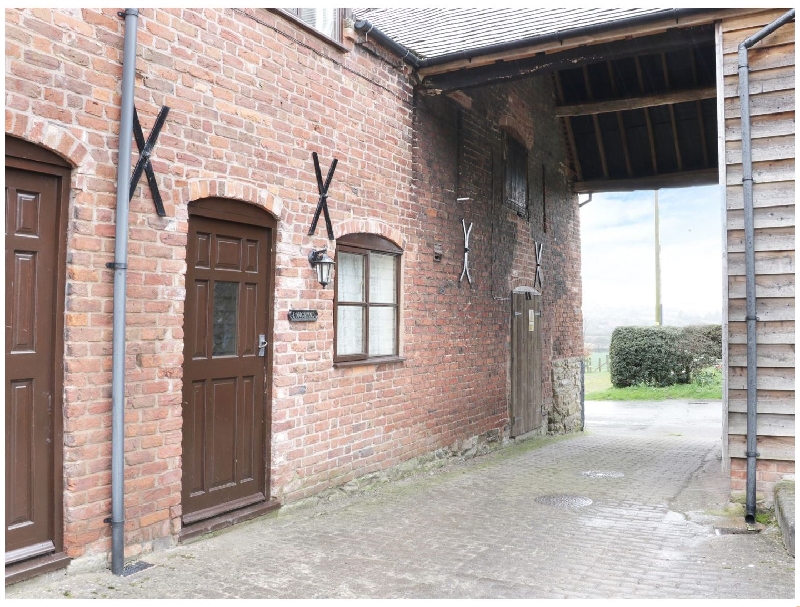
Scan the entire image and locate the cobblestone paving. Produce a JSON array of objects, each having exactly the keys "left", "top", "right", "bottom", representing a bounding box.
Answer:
[{"left": 7, "top": 400, "right": 795, "bottom": 600}]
